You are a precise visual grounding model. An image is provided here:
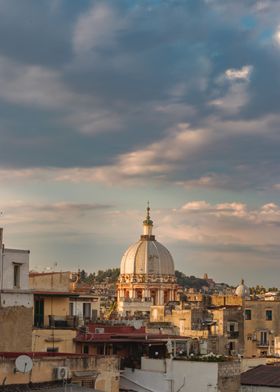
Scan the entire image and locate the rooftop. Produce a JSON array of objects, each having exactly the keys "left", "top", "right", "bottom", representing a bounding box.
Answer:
[
  {"left": 75, "top": 323, "right": 186, "bottom": 343},
  {"left": 241, "top": 365, "right": 280, "bottom": 387},
  {"left": 0, "top": 383, "right": 101, "bottom": 392}
]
